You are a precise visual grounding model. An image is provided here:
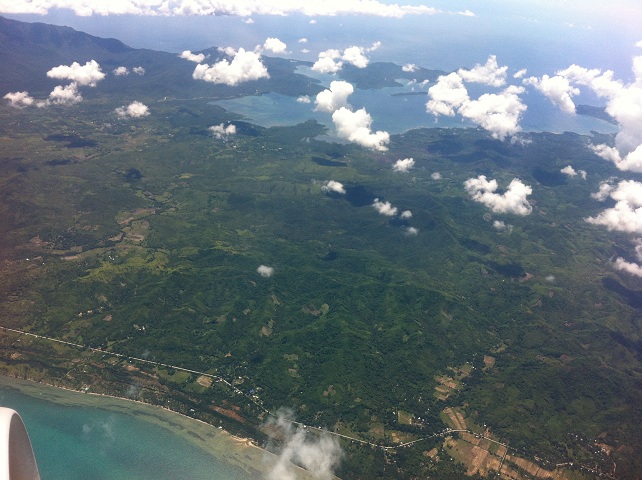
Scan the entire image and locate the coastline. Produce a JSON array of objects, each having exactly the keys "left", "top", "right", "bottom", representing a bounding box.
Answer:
[{"left": 0, "top": 375, "right": 317, "bottom": 480}]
